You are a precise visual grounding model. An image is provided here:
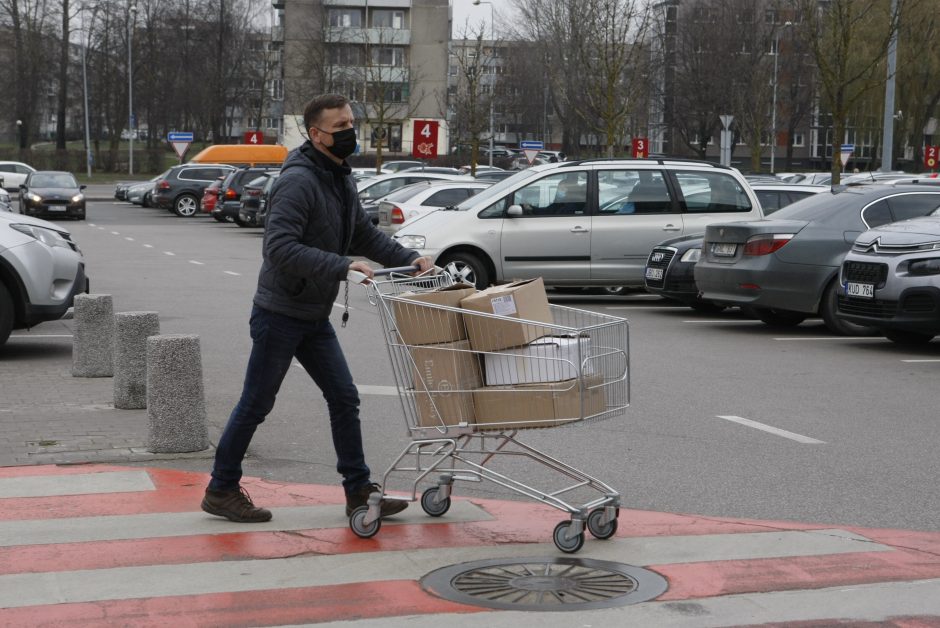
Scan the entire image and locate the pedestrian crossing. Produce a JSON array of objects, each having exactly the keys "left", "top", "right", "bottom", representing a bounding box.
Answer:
[{"left": 1, "top": 464, "right": 938, "bottom": 626}]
